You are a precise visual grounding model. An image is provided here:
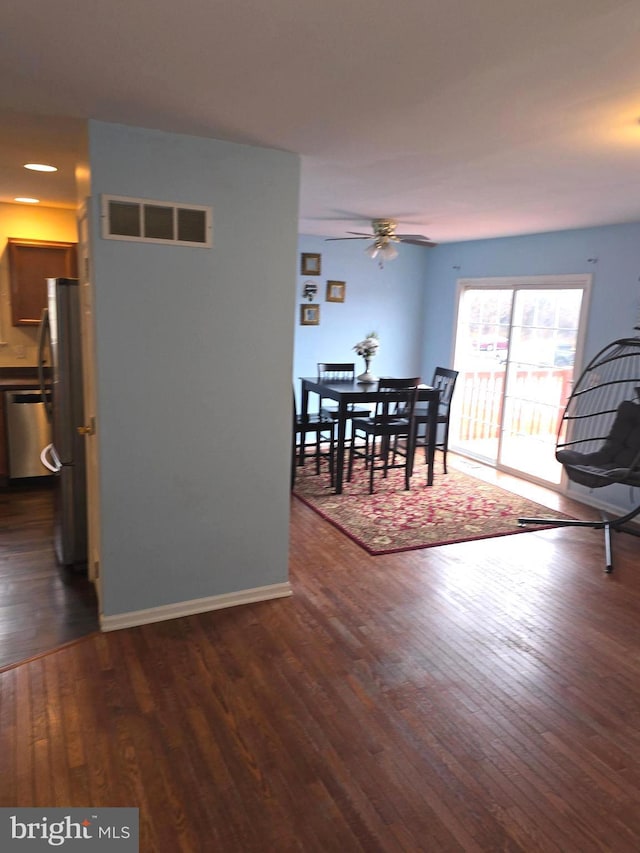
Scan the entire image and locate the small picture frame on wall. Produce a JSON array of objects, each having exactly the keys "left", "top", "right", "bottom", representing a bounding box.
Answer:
[
  {"left": 301, "top": 252, "right": 321, "bottom": 276},
  {"left": 300, "top": 303, "right": 320, "bottom": 325},
  {"left": 326, "top": 280, "right": 346, "bottom": 303}
]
